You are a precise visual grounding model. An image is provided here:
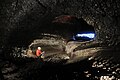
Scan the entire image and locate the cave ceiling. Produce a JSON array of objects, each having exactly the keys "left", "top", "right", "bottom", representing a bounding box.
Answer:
[{"left": 0, "top": 0, "right": 120, "bottom": 47}]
